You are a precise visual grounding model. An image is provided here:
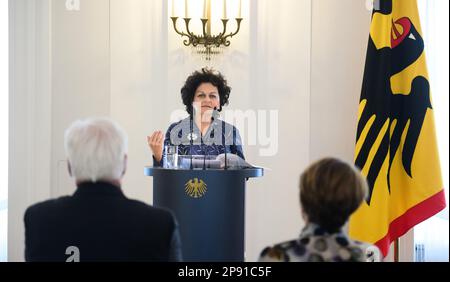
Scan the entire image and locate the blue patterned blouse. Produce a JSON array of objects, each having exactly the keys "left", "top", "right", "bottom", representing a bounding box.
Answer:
[
  {"left": 258, "top": 223, "right": 381, "bottom": 262},
  {"left": 153, "top": 117, "right": 245, "bottom": 167}
]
